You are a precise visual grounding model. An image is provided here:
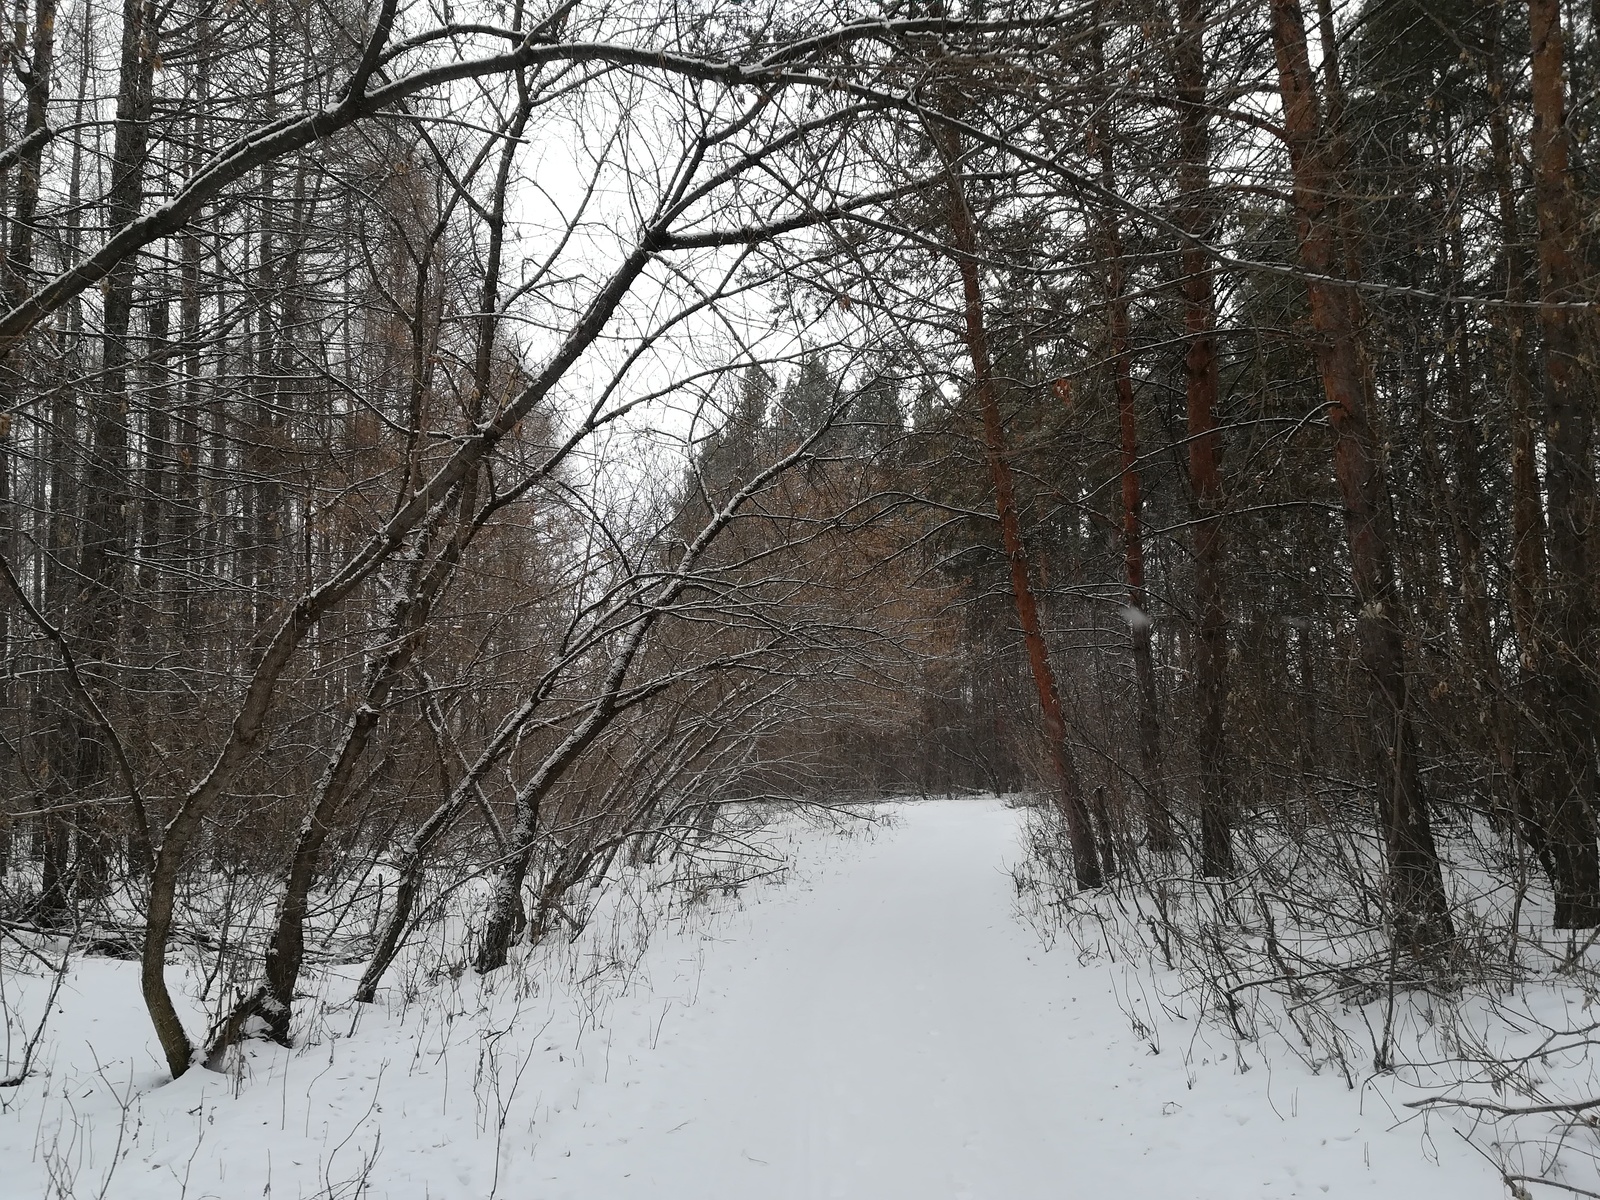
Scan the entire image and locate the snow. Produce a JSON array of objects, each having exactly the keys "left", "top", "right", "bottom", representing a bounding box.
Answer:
[
  {"left": 1, "top": 798, "right": 1508, "bottom": 1197},
  {"left": 1120, "top": 603, "right": 1153, "bottom": 632}
]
